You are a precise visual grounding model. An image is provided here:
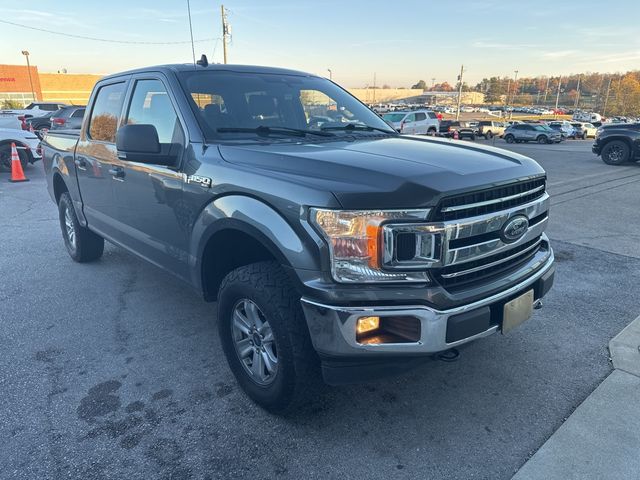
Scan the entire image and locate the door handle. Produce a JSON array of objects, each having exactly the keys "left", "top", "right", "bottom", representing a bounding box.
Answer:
[
  {"left": 74, "top": 158, "right": 87, "bottom": 170},
  {"left": 108, "top": 166, "right": 125, "bottom": 179}
]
